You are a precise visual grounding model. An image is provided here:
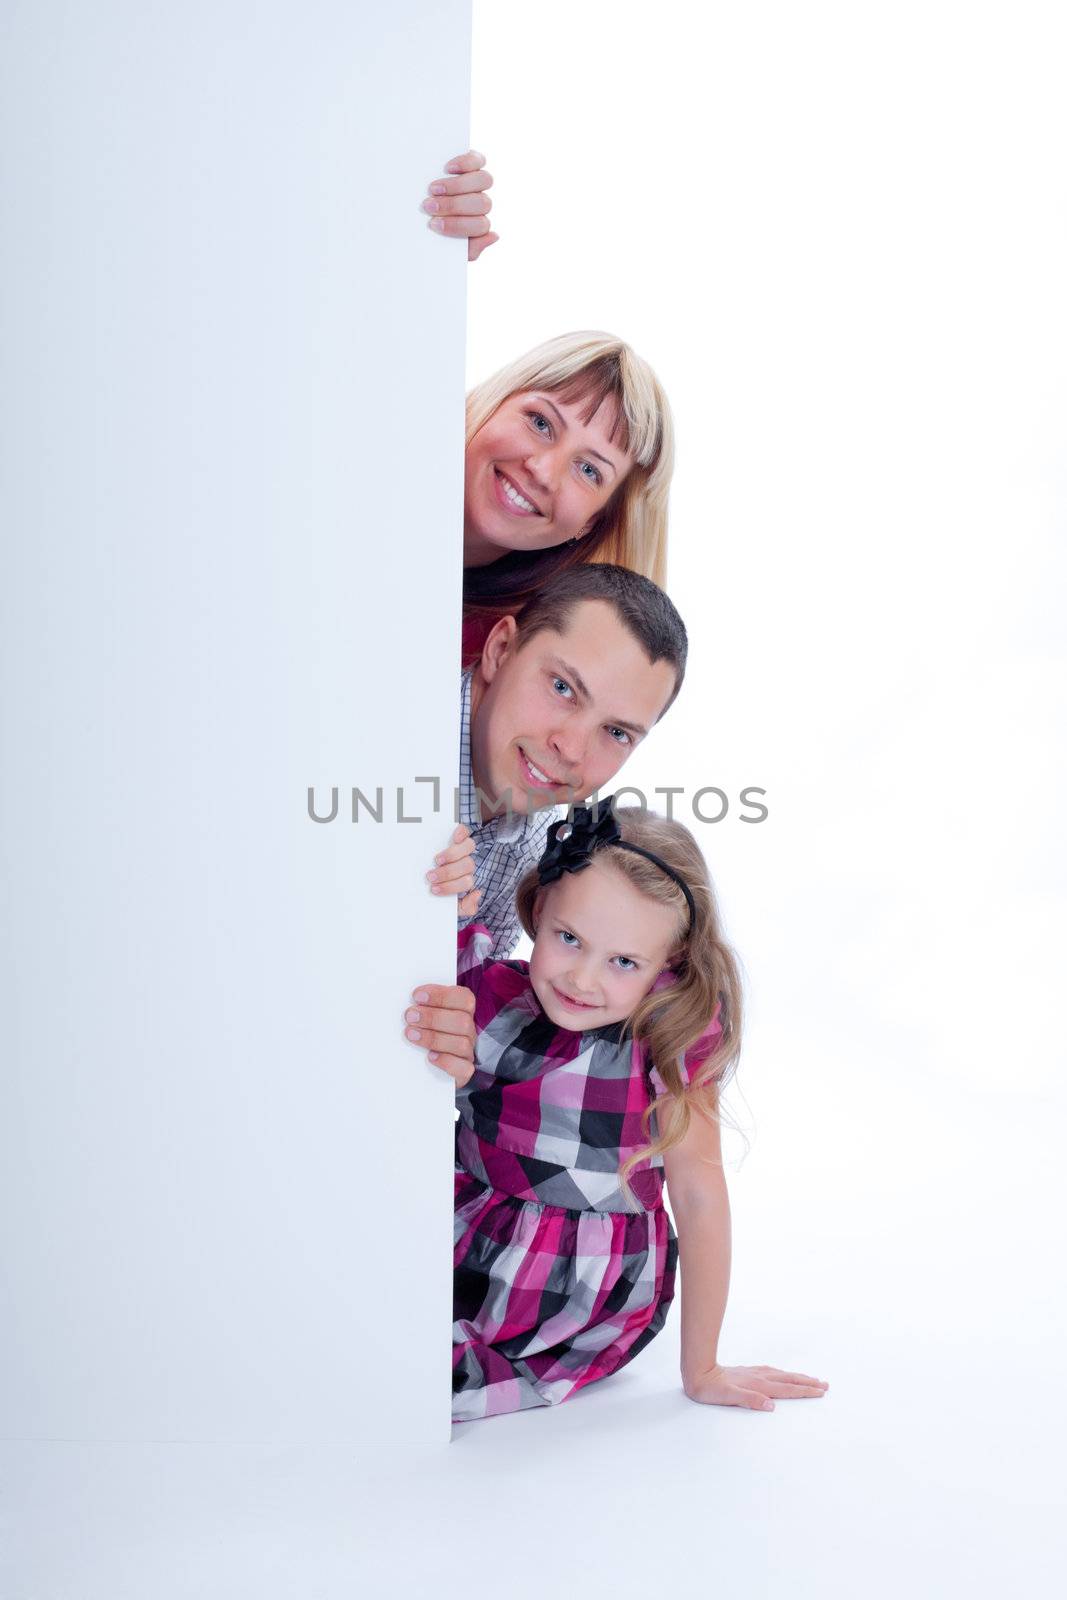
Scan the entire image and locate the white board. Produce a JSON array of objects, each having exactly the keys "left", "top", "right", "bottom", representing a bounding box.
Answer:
[{"left": 0, "top": 0, "right": 470, "bottom": 1447}]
